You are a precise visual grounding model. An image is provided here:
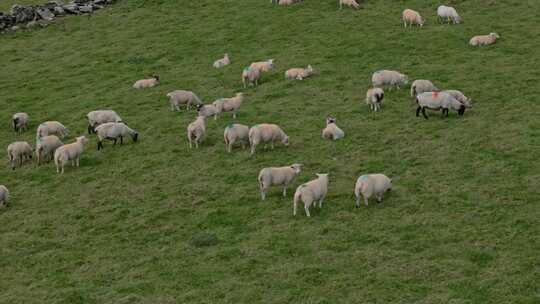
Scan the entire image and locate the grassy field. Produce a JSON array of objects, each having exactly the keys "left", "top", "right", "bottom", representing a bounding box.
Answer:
[
  {"left": 1, "top": 0, "right": 540, "bottom": 303},
  {"left": 0, "top": 0, "right": 43, "bottom": 11}
]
